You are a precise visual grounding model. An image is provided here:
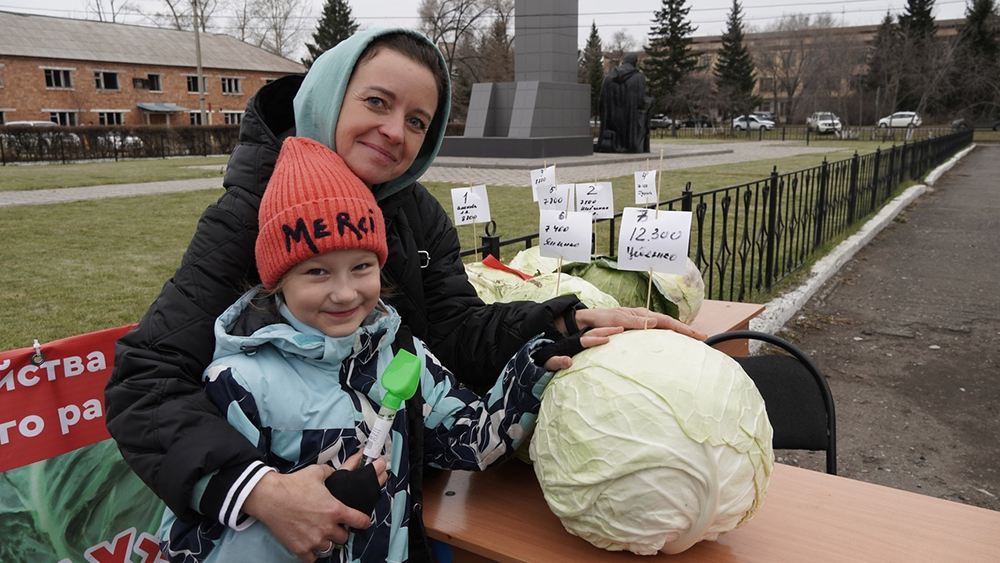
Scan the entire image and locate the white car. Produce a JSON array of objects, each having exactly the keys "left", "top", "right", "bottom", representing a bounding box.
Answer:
[
  {"left": 732, "top": 115, "right": 774, "bottom": 131},
  {"left": 807, "top": 112, "right": 843, "bottom": 134},
  {"left": 877, "top": 111, "right": 922, "bottom": 128}
]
